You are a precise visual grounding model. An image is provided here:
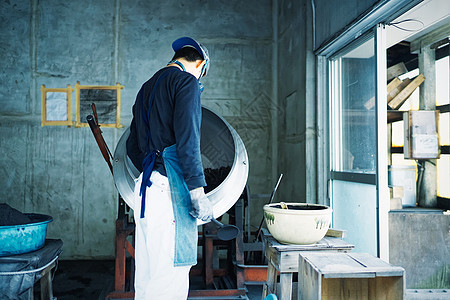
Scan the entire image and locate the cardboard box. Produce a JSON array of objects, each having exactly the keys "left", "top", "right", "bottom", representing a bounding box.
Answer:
[{"left": 404, "top": 110, "right": 440, "bottom": 159}]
